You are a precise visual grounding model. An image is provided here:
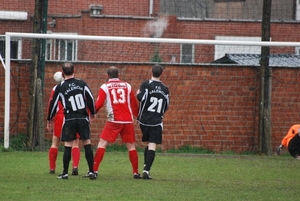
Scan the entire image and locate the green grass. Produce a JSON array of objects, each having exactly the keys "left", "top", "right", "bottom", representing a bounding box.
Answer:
[{"left": 0, "top": 151, "right": 299, "bottom": 201}]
